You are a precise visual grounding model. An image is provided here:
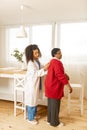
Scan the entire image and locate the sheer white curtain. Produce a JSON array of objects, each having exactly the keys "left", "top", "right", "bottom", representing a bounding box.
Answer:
[
  {"left": 60, "top": 22, "right": 87, "bottom": 63},
  {"left": 58, "top": 22, "right": 87, "bottom": 98}
]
